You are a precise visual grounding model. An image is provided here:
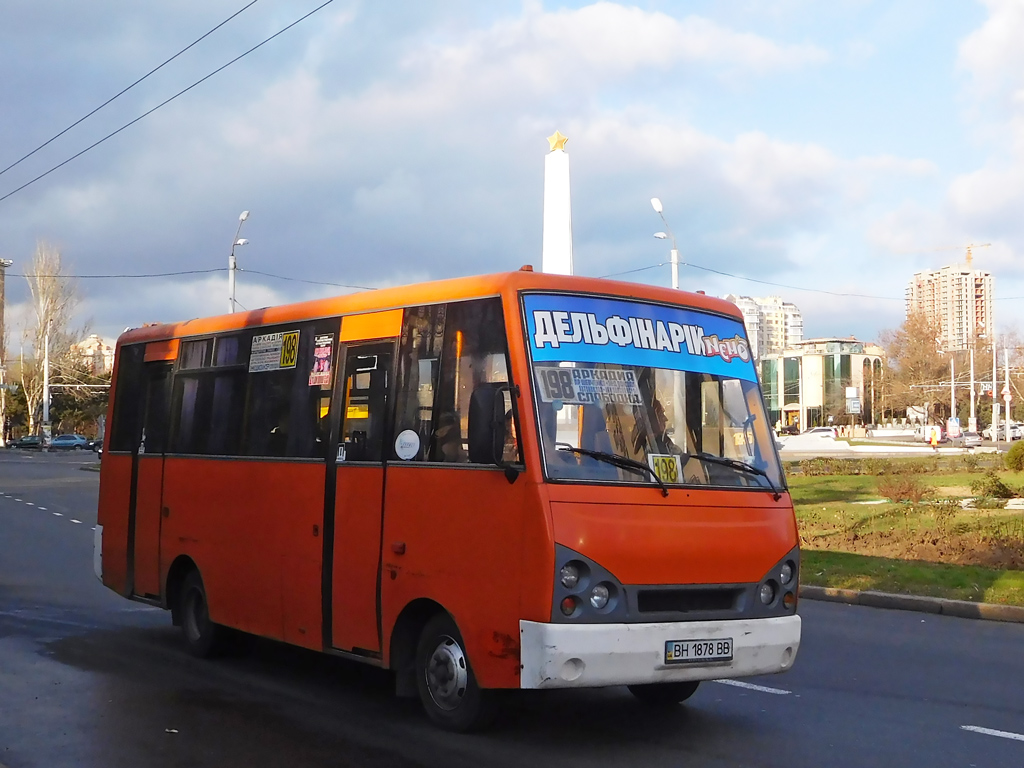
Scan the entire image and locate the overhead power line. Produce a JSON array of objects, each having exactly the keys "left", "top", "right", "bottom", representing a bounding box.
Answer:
[
  {"left": 0, "top": 0, "right": 335, "bottom": 205},
  {"left": 598, "top": 259, "right": 1022, "bottom": 302},
  {"left": 598, "top": 261, "right": 903, "bottom": 300},
  {"left": 7, "top": 266, "right": 373, "bottom": 291},
  {"left": 6, "top": 269, "right": 223, "bottom": 279},
  {"left": 242, "top": 269, "right": 374, "bottom": 291},
  {"left": 0, "top": 0, "right": 260, "bottom": 180}
]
